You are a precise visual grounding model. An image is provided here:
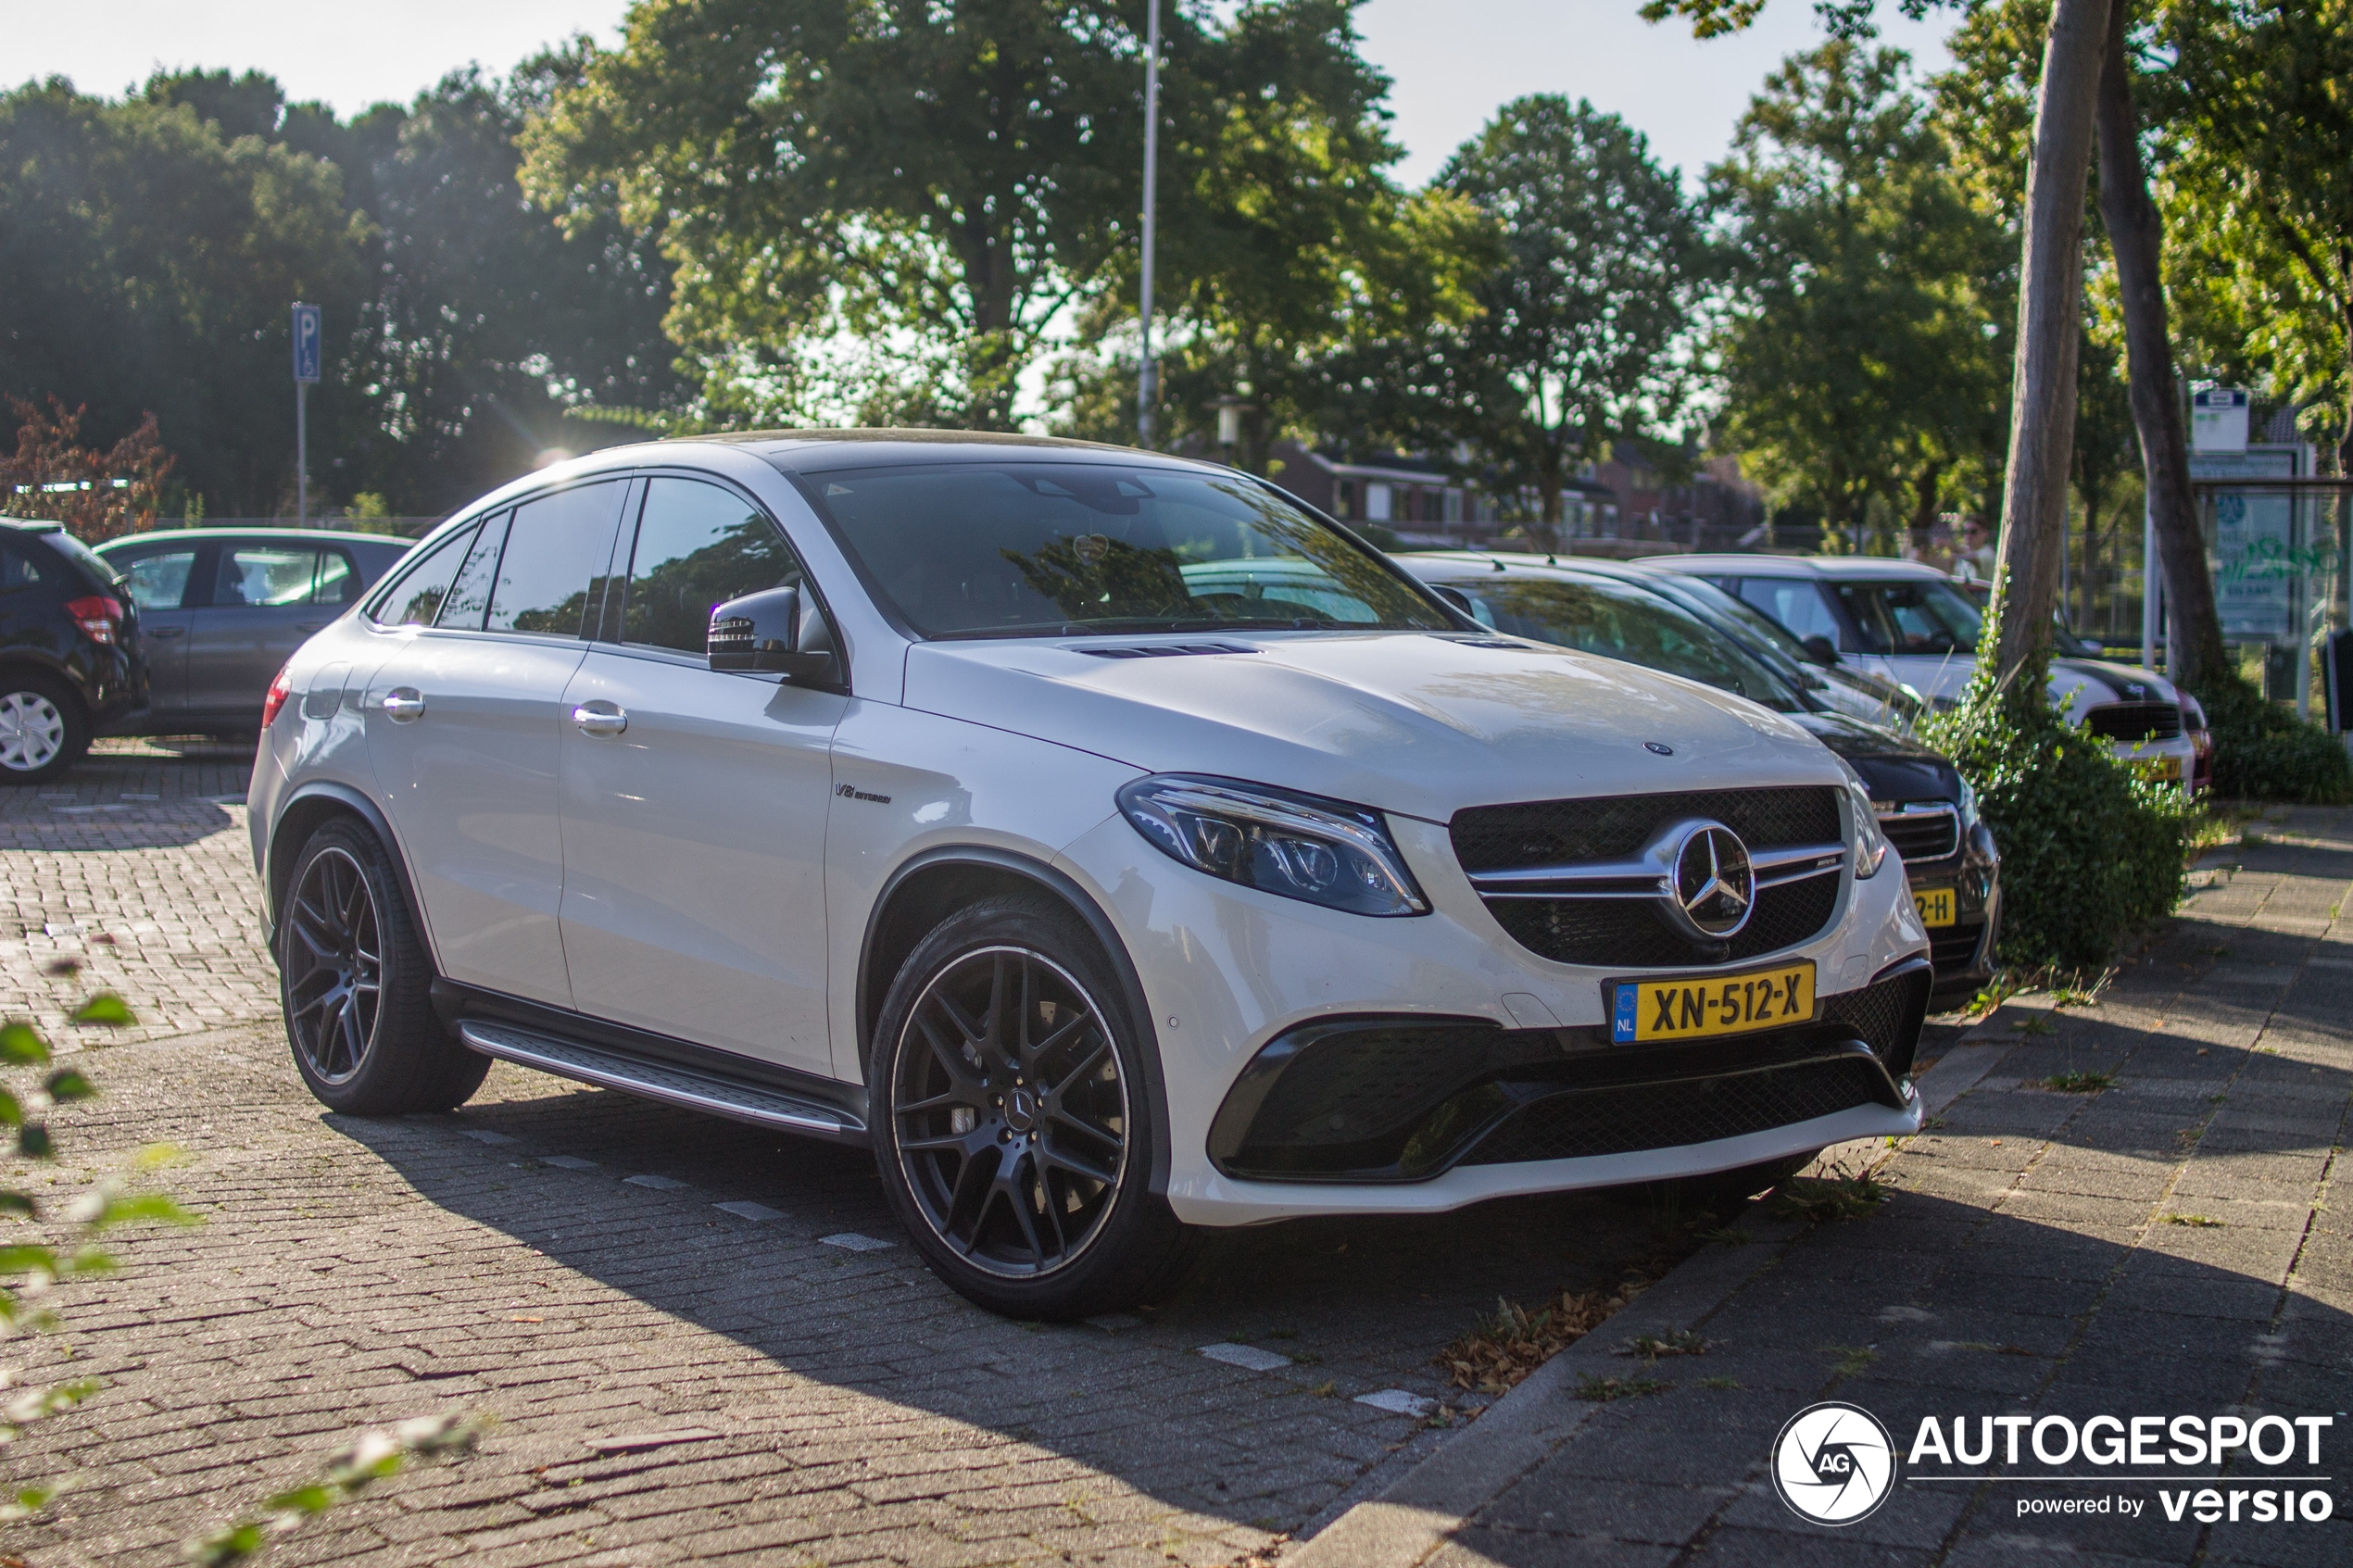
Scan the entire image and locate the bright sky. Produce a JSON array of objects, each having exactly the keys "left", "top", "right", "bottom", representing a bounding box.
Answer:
[{"left": 1, "top": 0, "right": 1955, "bottom": 187}]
